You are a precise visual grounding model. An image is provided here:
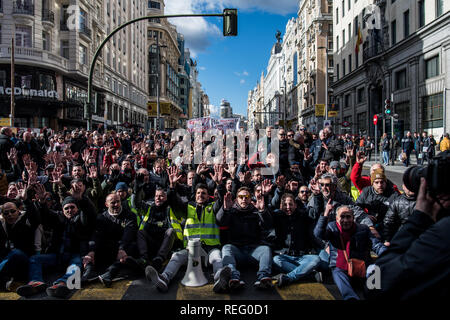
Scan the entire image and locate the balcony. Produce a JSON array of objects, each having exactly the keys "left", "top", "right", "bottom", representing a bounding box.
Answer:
[
  {"left": 363, "top": 43, "right": 383, "bottom": 62},
  {"left": 0, "top": 45, "right": 69, "bottom": 71},
  {"left": 42, "top": 9, "right": 55, "bottom": 27},
  {"left": 79, "top": 25, "right": 92, "bottom": 39},
  {"left": 13, "top": 1, "right": 34, "bottom": 16}
]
